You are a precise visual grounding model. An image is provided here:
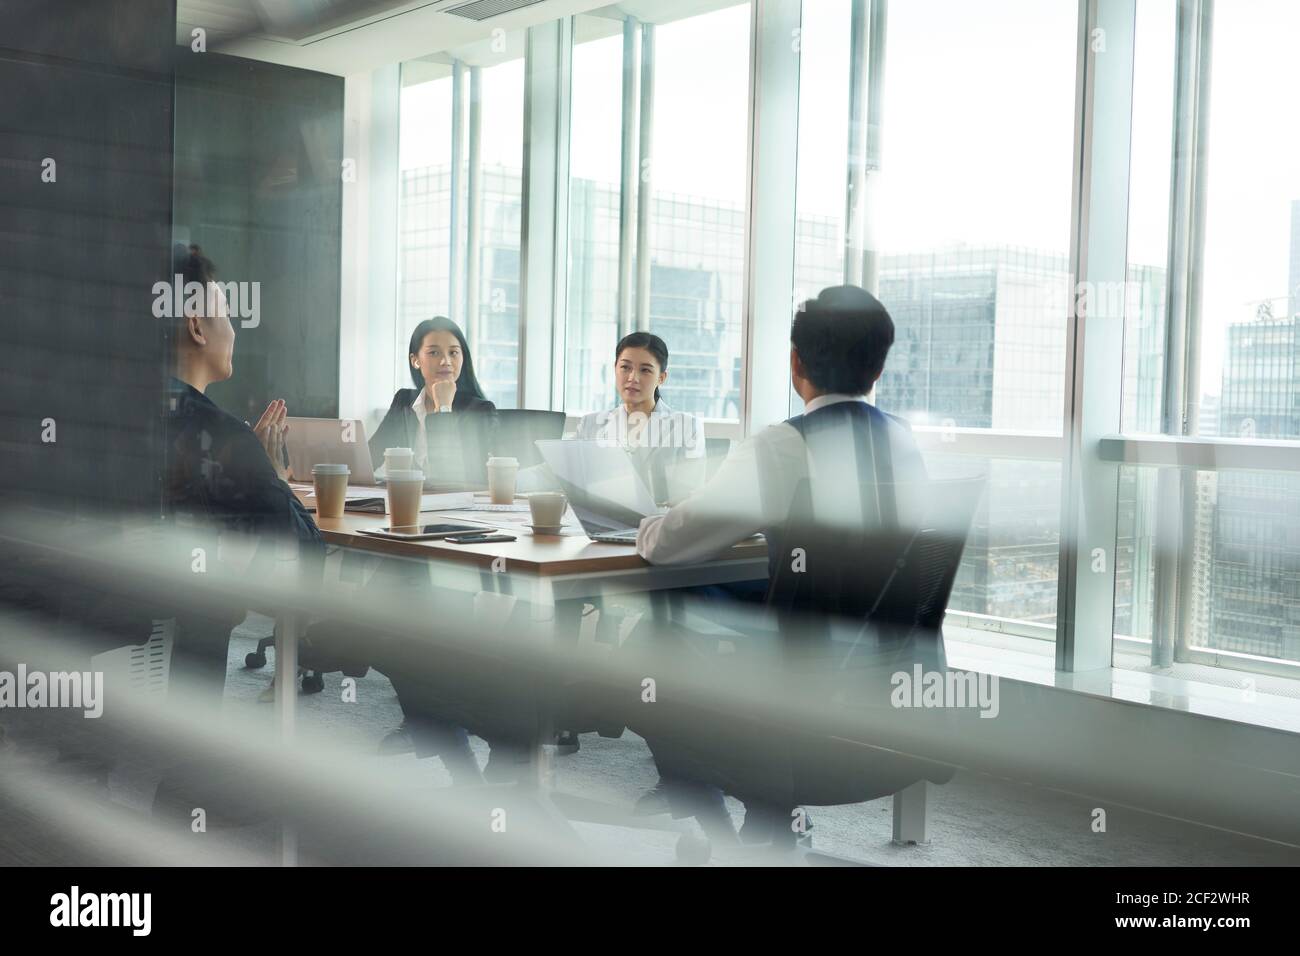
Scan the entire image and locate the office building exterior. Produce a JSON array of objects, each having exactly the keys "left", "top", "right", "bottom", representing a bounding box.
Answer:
[
  {"left": 1208, "top": 309, "right": 1300, "bottom": 661},
  {"left": 877, "top": 250, "right": 1165, "bottom": 627}
]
